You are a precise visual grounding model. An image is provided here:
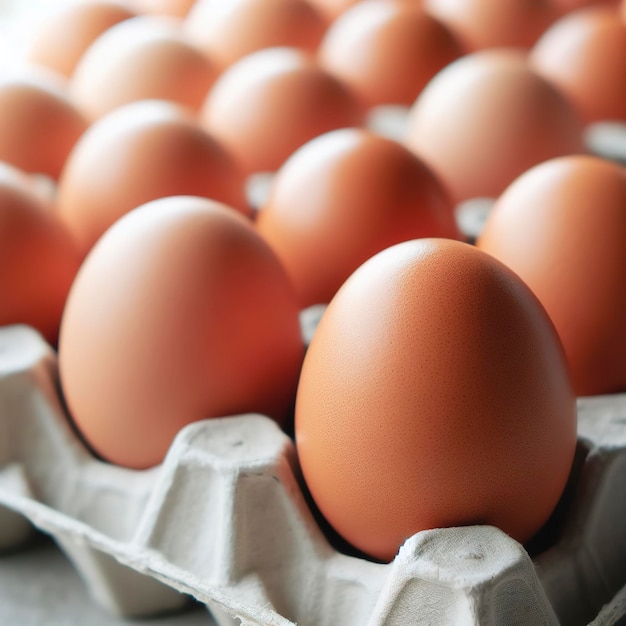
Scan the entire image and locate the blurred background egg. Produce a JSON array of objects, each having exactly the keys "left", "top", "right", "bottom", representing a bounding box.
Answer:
[
  {"left": 549, "top": 0, "right": 620, "bottom": 16},
  {"left": 70, "top": 16, "right": 217, "bottom": 120},
  {"left": 201, "top": 47, "right": 364, "bottom": 174},
  {"left": 405, "top": 50, "right": 584, "bottom": 203},
  {"left": 530, "top": 6, "right": 626, "bottom": 124},
  {"left": 25, "top": 1, "right": 137, "bottom": 78},
  {"left": 0, "top": 70, "right": 88, "bottom": 180},
  {"left": 318, "top": 1, "right": 463, "bottom": 108},
  {"left": 130, "top": 0, "right": 196, "bottom": 18},
  {"left": 184, "top": 0, "right": 328, "bottom": 72},
  {"left": 257, "top": 128, "right": 461, "bottom": 307},
  {"left": 57, "top": 100, "right": 248, "bottom": 256},
  {"left": 0, "top": 162, "right": 82, "bottom": 345},
  {"left": 59, "top": 196, "right": 305, "bottom": 469},
  {"left": 296, "top": 238, "right": 577, "bottom": 562},
  {"left": 477, "top": 155, "right": 626, "bottom": 397},
  {"left": 307, "top": 0, "right": 364, "bottom": 22},
  {"left": 423, "top": 0, "right": 557, "bottom": 51}
]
